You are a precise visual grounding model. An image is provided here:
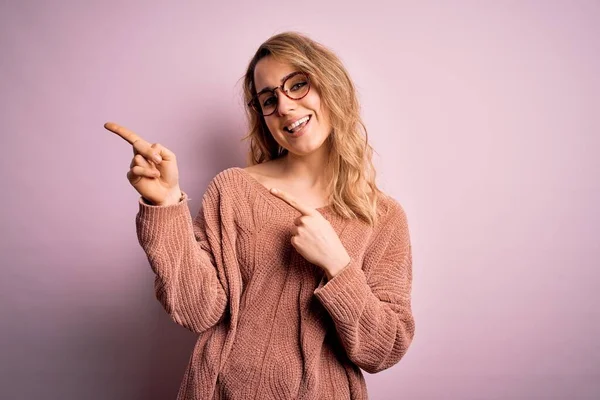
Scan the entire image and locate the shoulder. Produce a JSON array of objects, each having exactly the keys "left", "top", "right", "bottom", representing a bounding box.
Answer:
[
  {"left": 205, "top": 166, "right": 258, "bottom": 195},
  {"left": 359, "top": 193, "right": 411, "bottom": 259},
  {"left": 202, "top": 166, "right": 270, "bottom": 210},
  {"left": 372, "top": 192, "right": 409, "bottom": 237},
  {"left": 342, "top": 192, "right": 408, "bottom": 247},
  {"left": 377, "top": 192, "right": 407, "bottom": 222},
  {"left": 209, "top": 167, "right": 245, "bottom": 187},
  {"left": 200, "top": 166, "right": 277, "bottom": 231},
  {"left": 200, "top": 167, "right": 250, "bottom": 206},
  {"left": 208, "top": 161, "right": 278, "bottom": 189}
]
